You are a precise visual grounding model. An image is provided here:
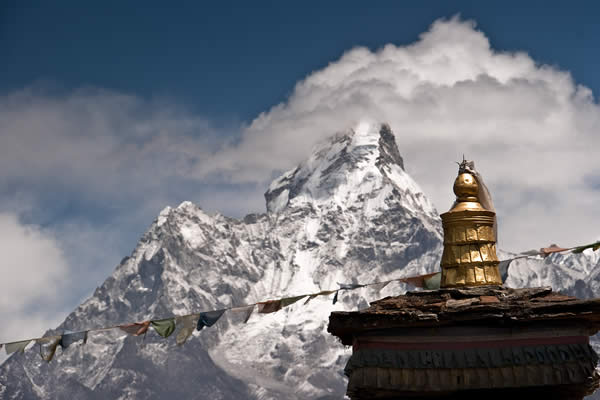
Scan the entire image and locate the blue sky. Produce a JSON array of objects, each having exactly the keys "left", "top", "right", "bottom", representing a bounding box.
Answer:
[
  {"left": 1, "top": 1, "right": 599, "bottom": 344},
  {"left": 3, "top": 1, "right": 600, "bottom": 120}
]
